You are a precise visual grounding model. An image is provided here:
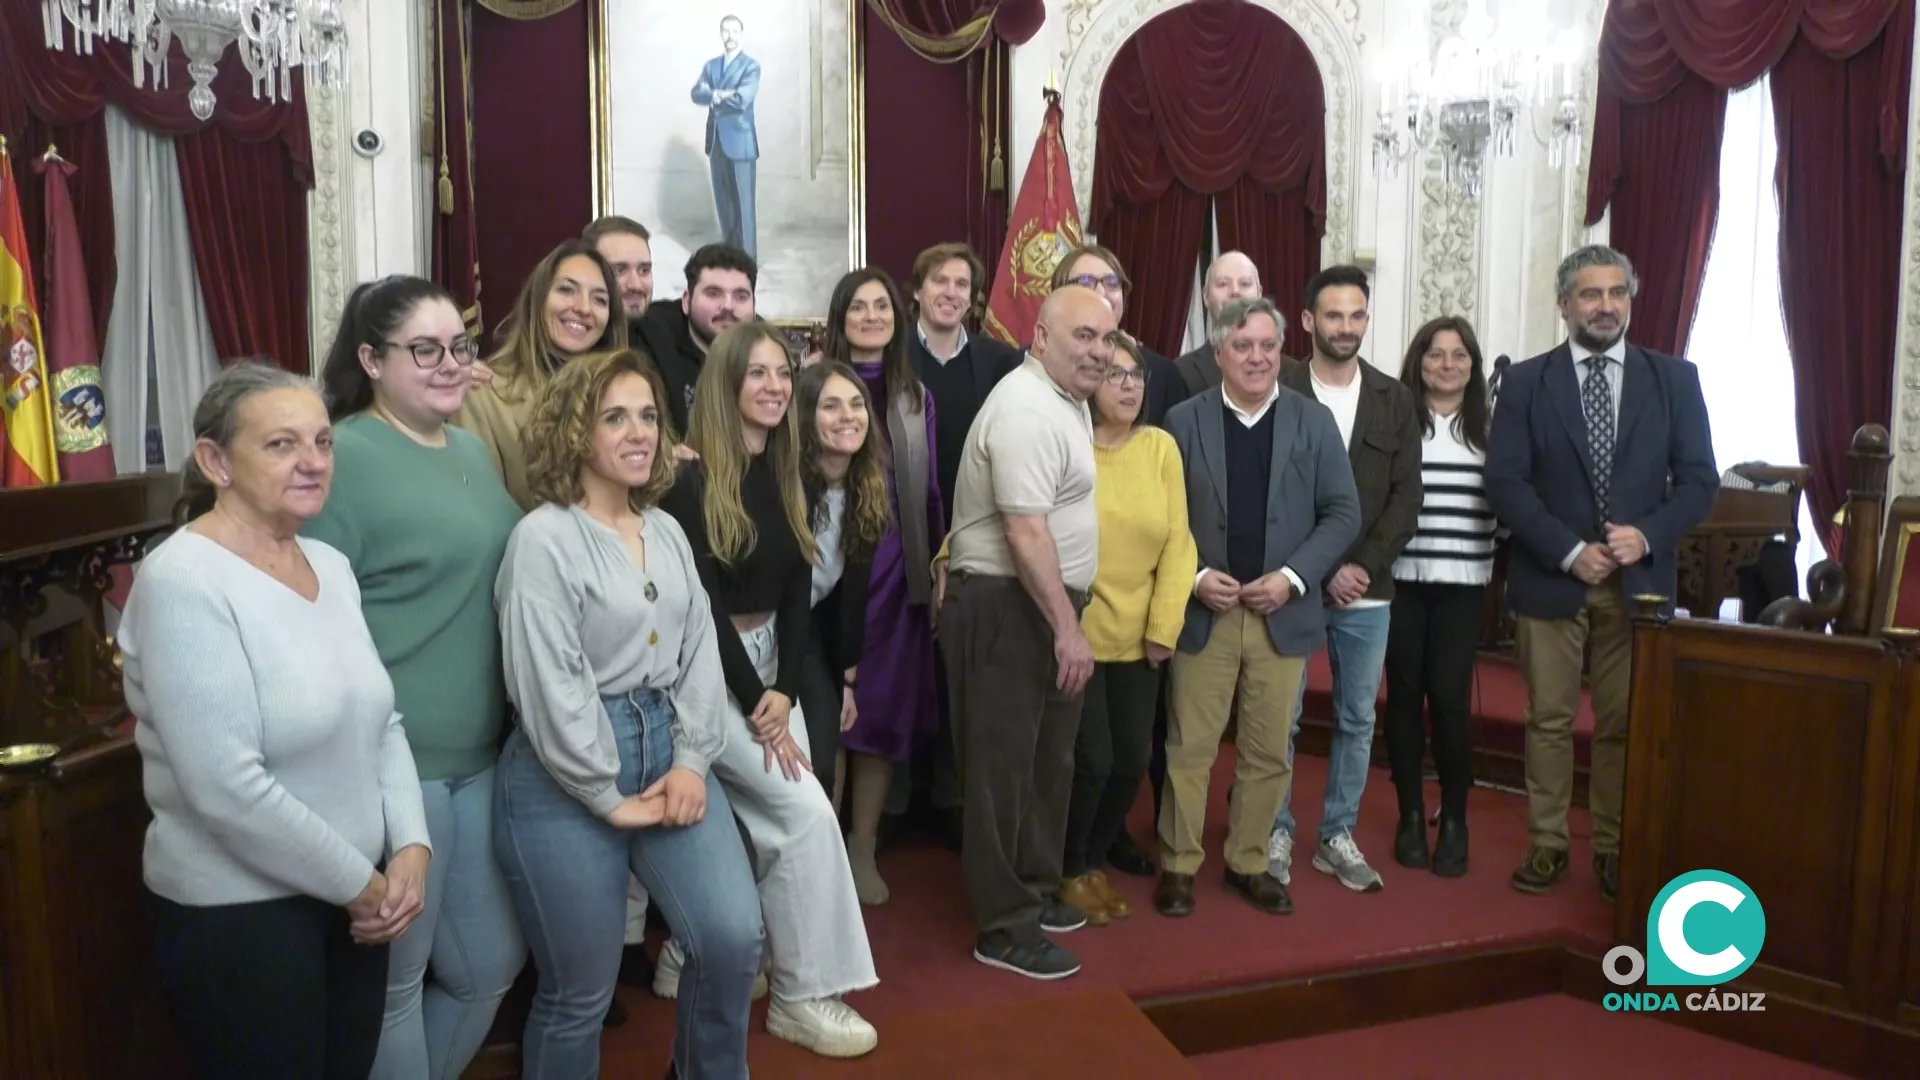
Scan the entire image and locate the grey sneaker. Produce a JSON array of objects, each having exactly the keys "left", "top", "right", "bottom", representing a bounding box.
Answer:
[
  {"left": 1266, "top": 829, "right": 1293, "bottom": 885},
  {"left": 1313, "top": 830, "right": 1385, "bottom": 893}
]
